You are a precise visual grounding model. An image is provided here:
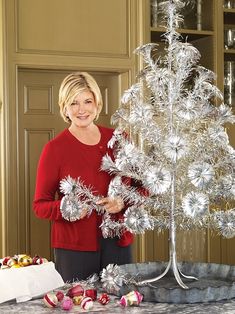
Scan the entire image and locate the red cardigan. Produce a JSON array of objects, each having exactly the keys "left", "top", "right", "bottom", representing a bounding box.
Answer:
[{"left": 33, "top": 126, "right": 133, "bottom": 251}]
